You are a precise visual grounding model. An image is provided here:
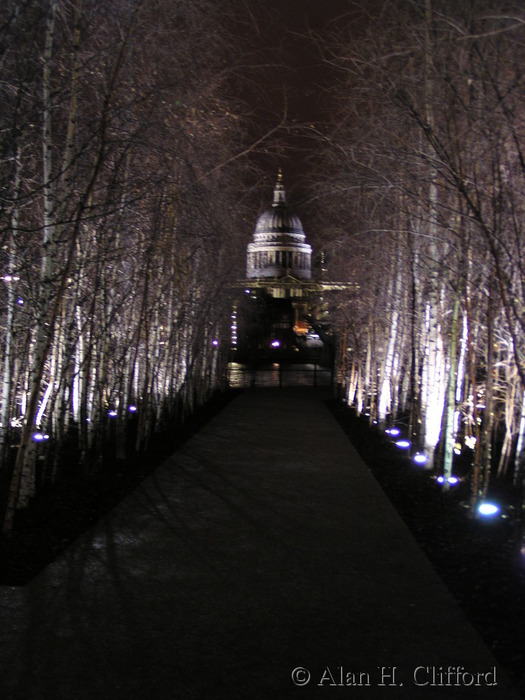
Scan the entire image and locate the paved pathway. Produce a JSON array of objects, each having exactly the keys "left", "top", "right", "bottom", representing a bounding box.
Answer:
[{"left": 0, "top": 388, "right": 522, "bottom": 699}]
